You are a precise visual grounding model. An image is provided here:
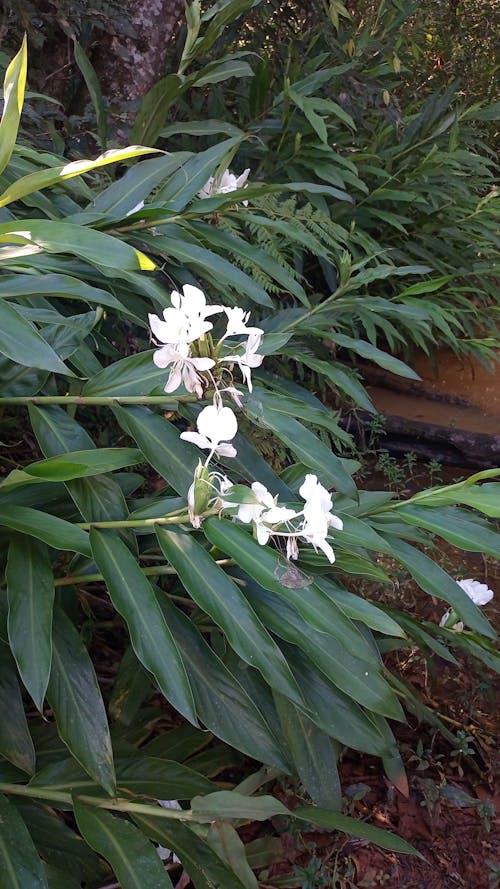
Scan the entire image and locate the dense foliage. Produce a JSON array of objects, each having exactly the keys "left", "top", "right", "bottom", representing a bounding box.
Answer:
[{"left": 0, "top": 5, "right": 498, "bottom": 887}]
